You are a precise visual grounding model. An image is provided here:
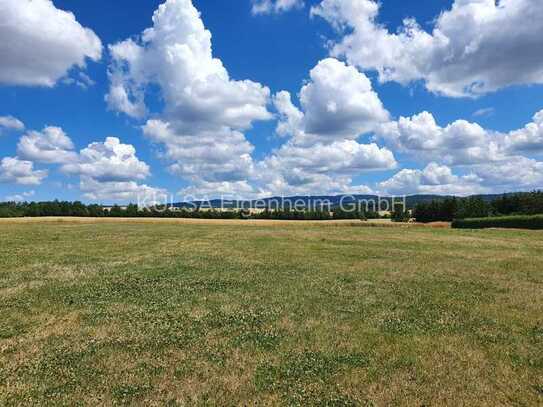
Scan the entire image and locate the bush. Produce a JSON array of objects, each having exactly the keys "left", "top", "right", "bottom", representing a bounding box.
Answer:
[
  {"left": 452, "top": 215, "right": 543, "bottom": 230},
  {"left": 391, "top": 209, "right": 410, "bottom": 223}
]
